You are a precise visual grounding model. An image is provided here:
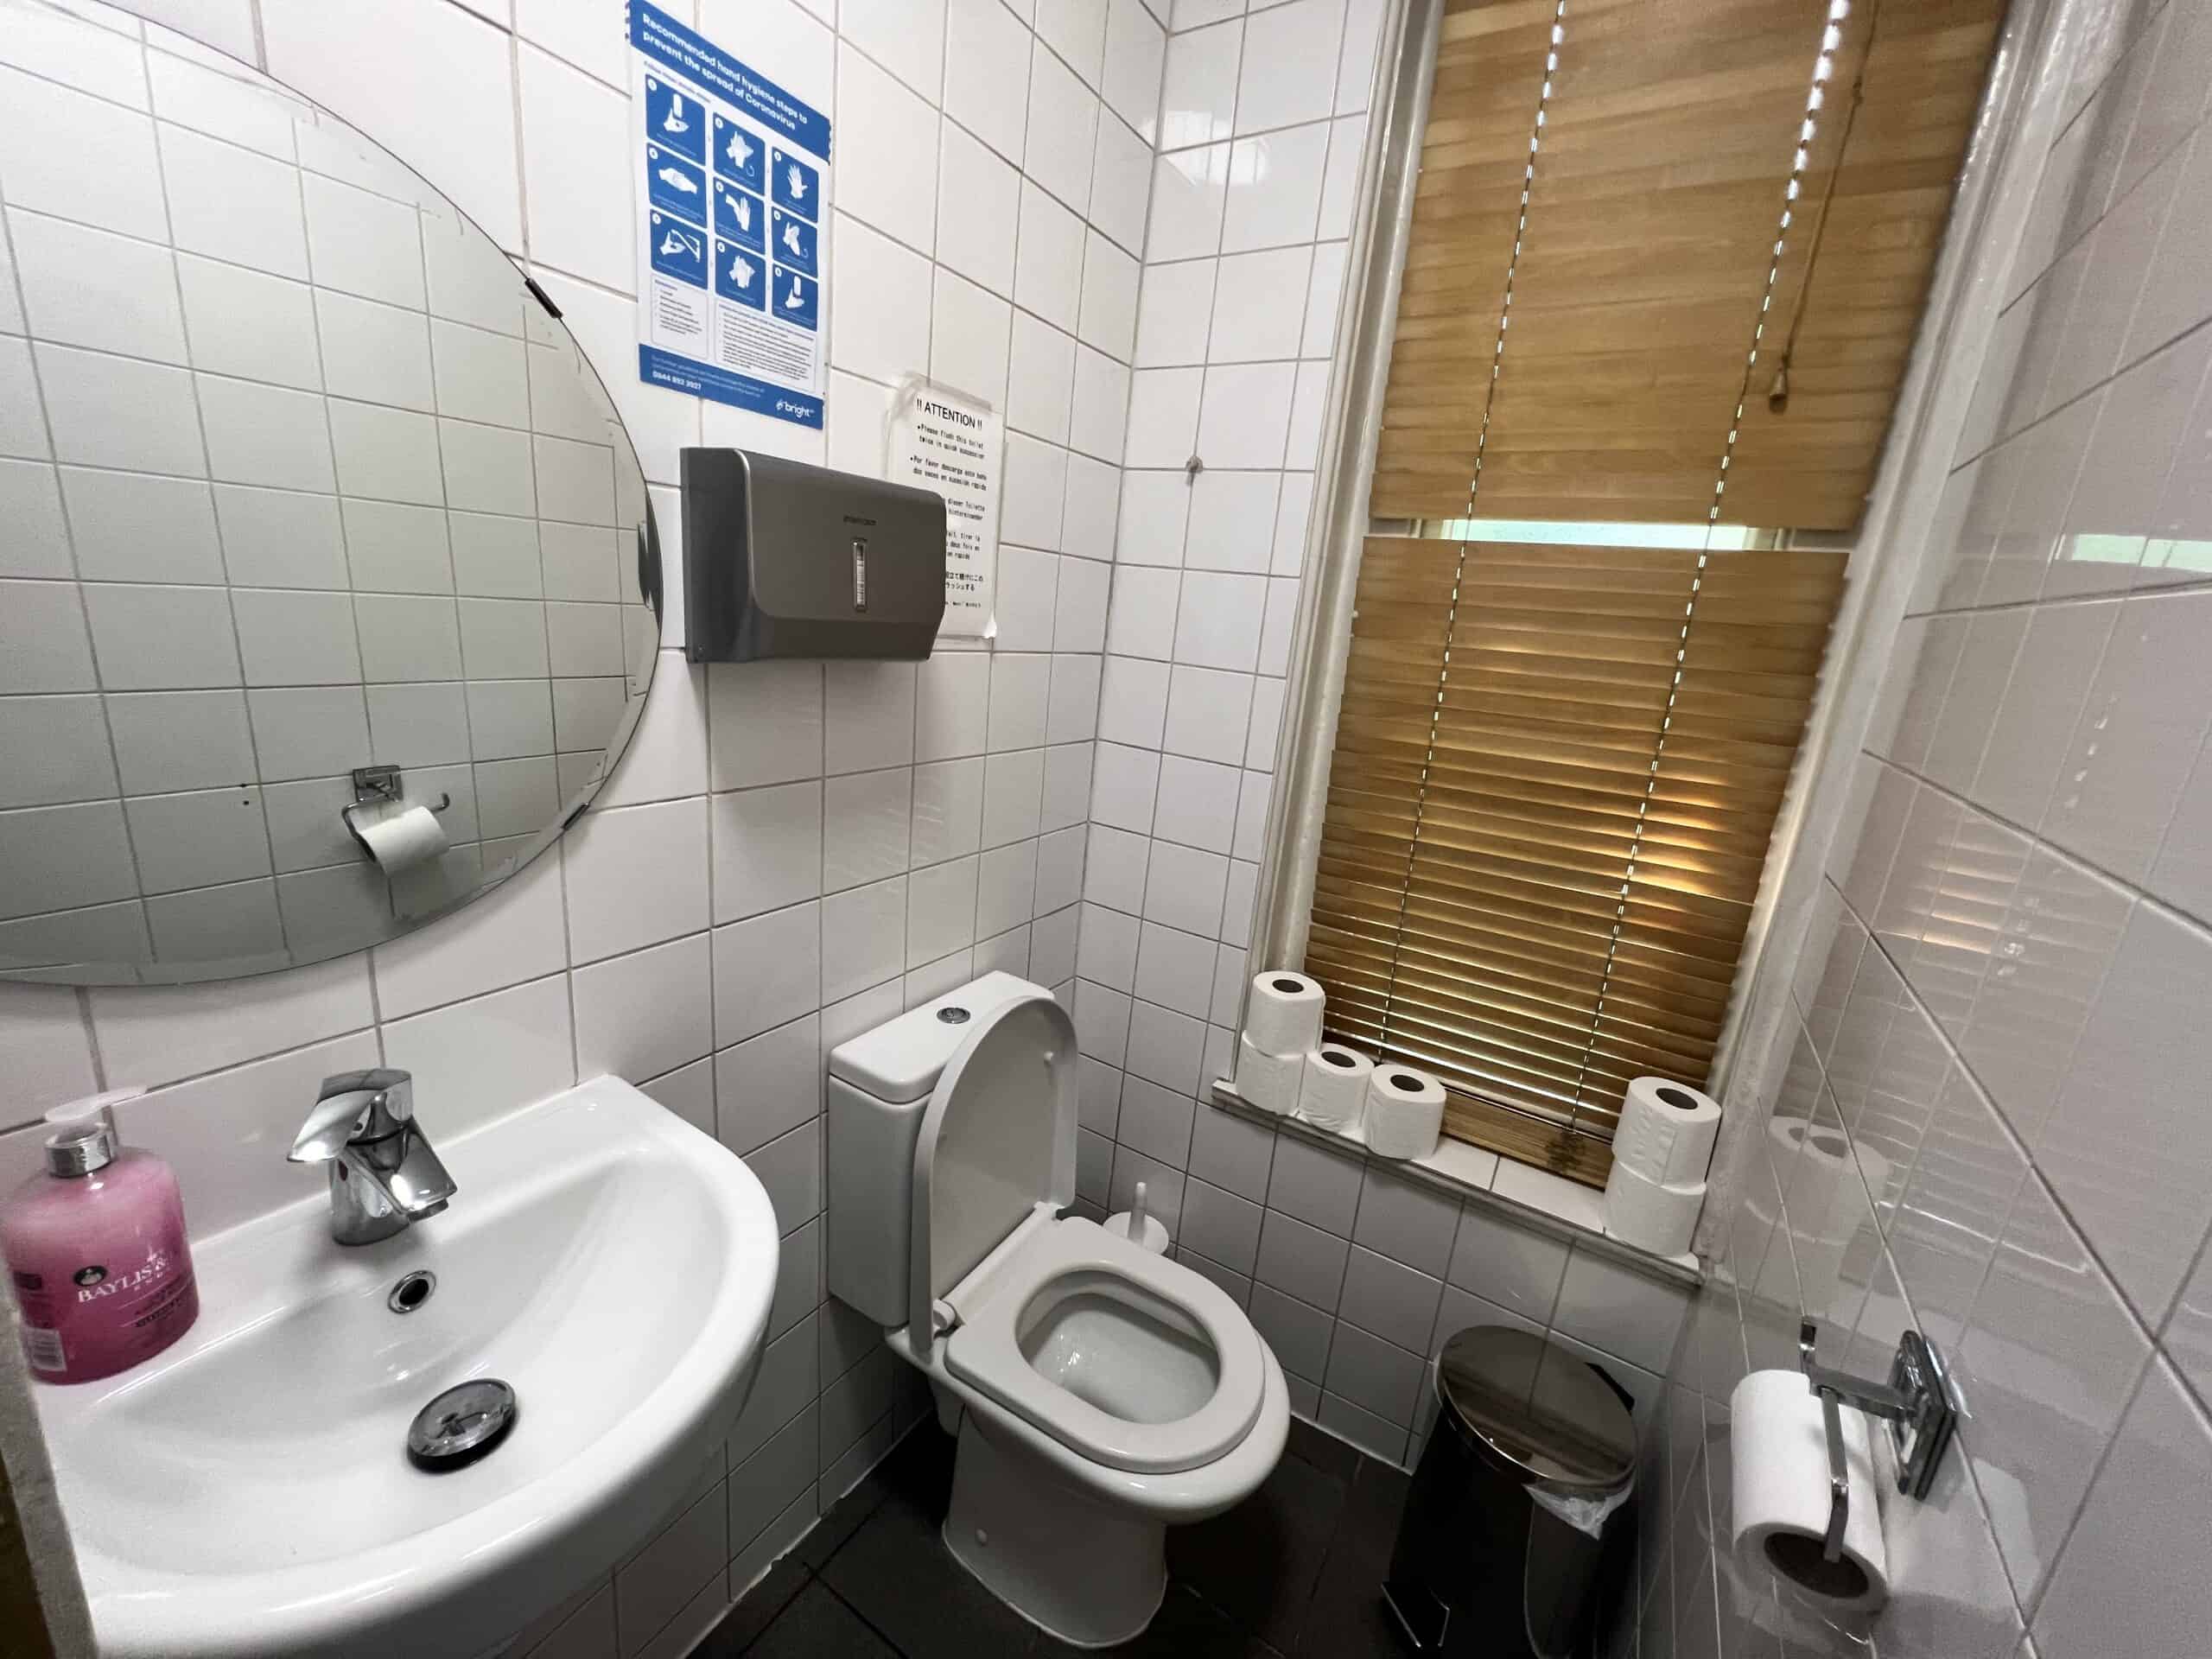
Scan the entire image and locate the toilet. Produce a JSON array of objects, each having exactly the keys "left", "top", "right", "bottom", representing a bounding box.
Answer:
[{"left": 825, "top": 972, "right": 1288, "bottom": 1647}]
